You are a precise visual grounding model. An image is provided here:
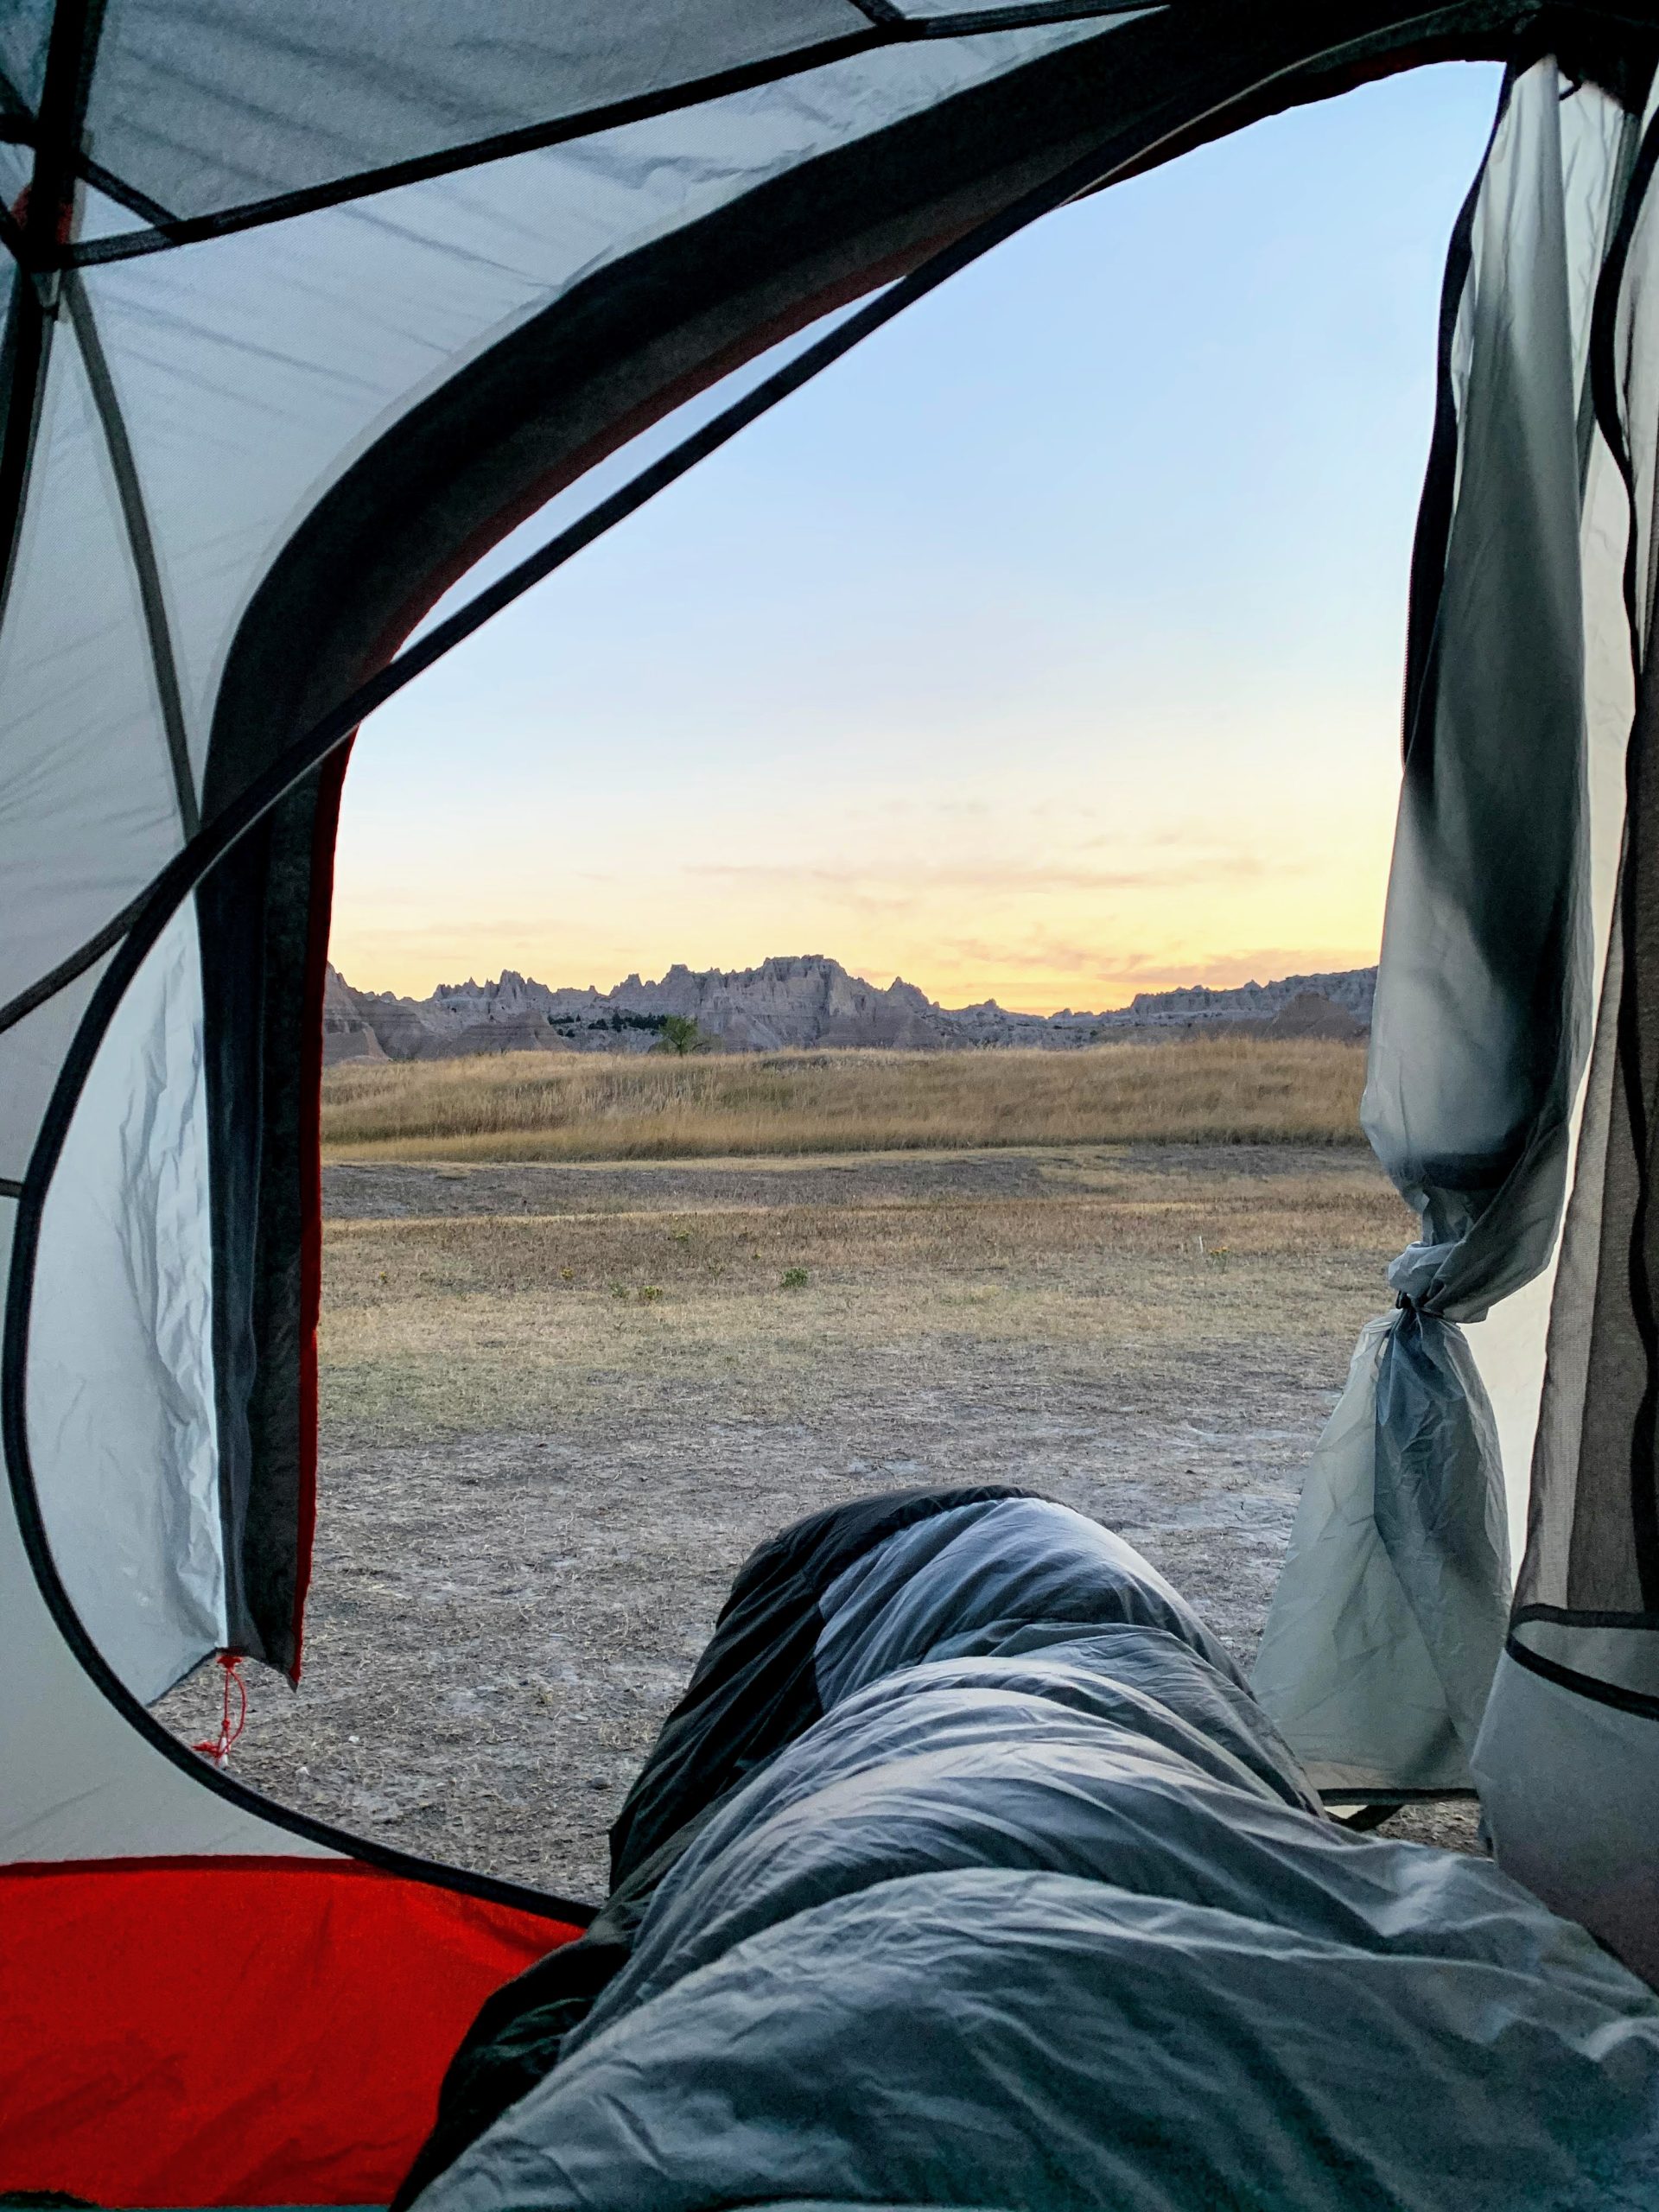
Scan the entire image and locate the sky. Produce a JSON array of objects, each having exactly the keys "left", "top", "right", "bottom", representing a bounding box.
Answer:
[{"left": 328, "top": 61, "right": 1503, "bottom": 1017}]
